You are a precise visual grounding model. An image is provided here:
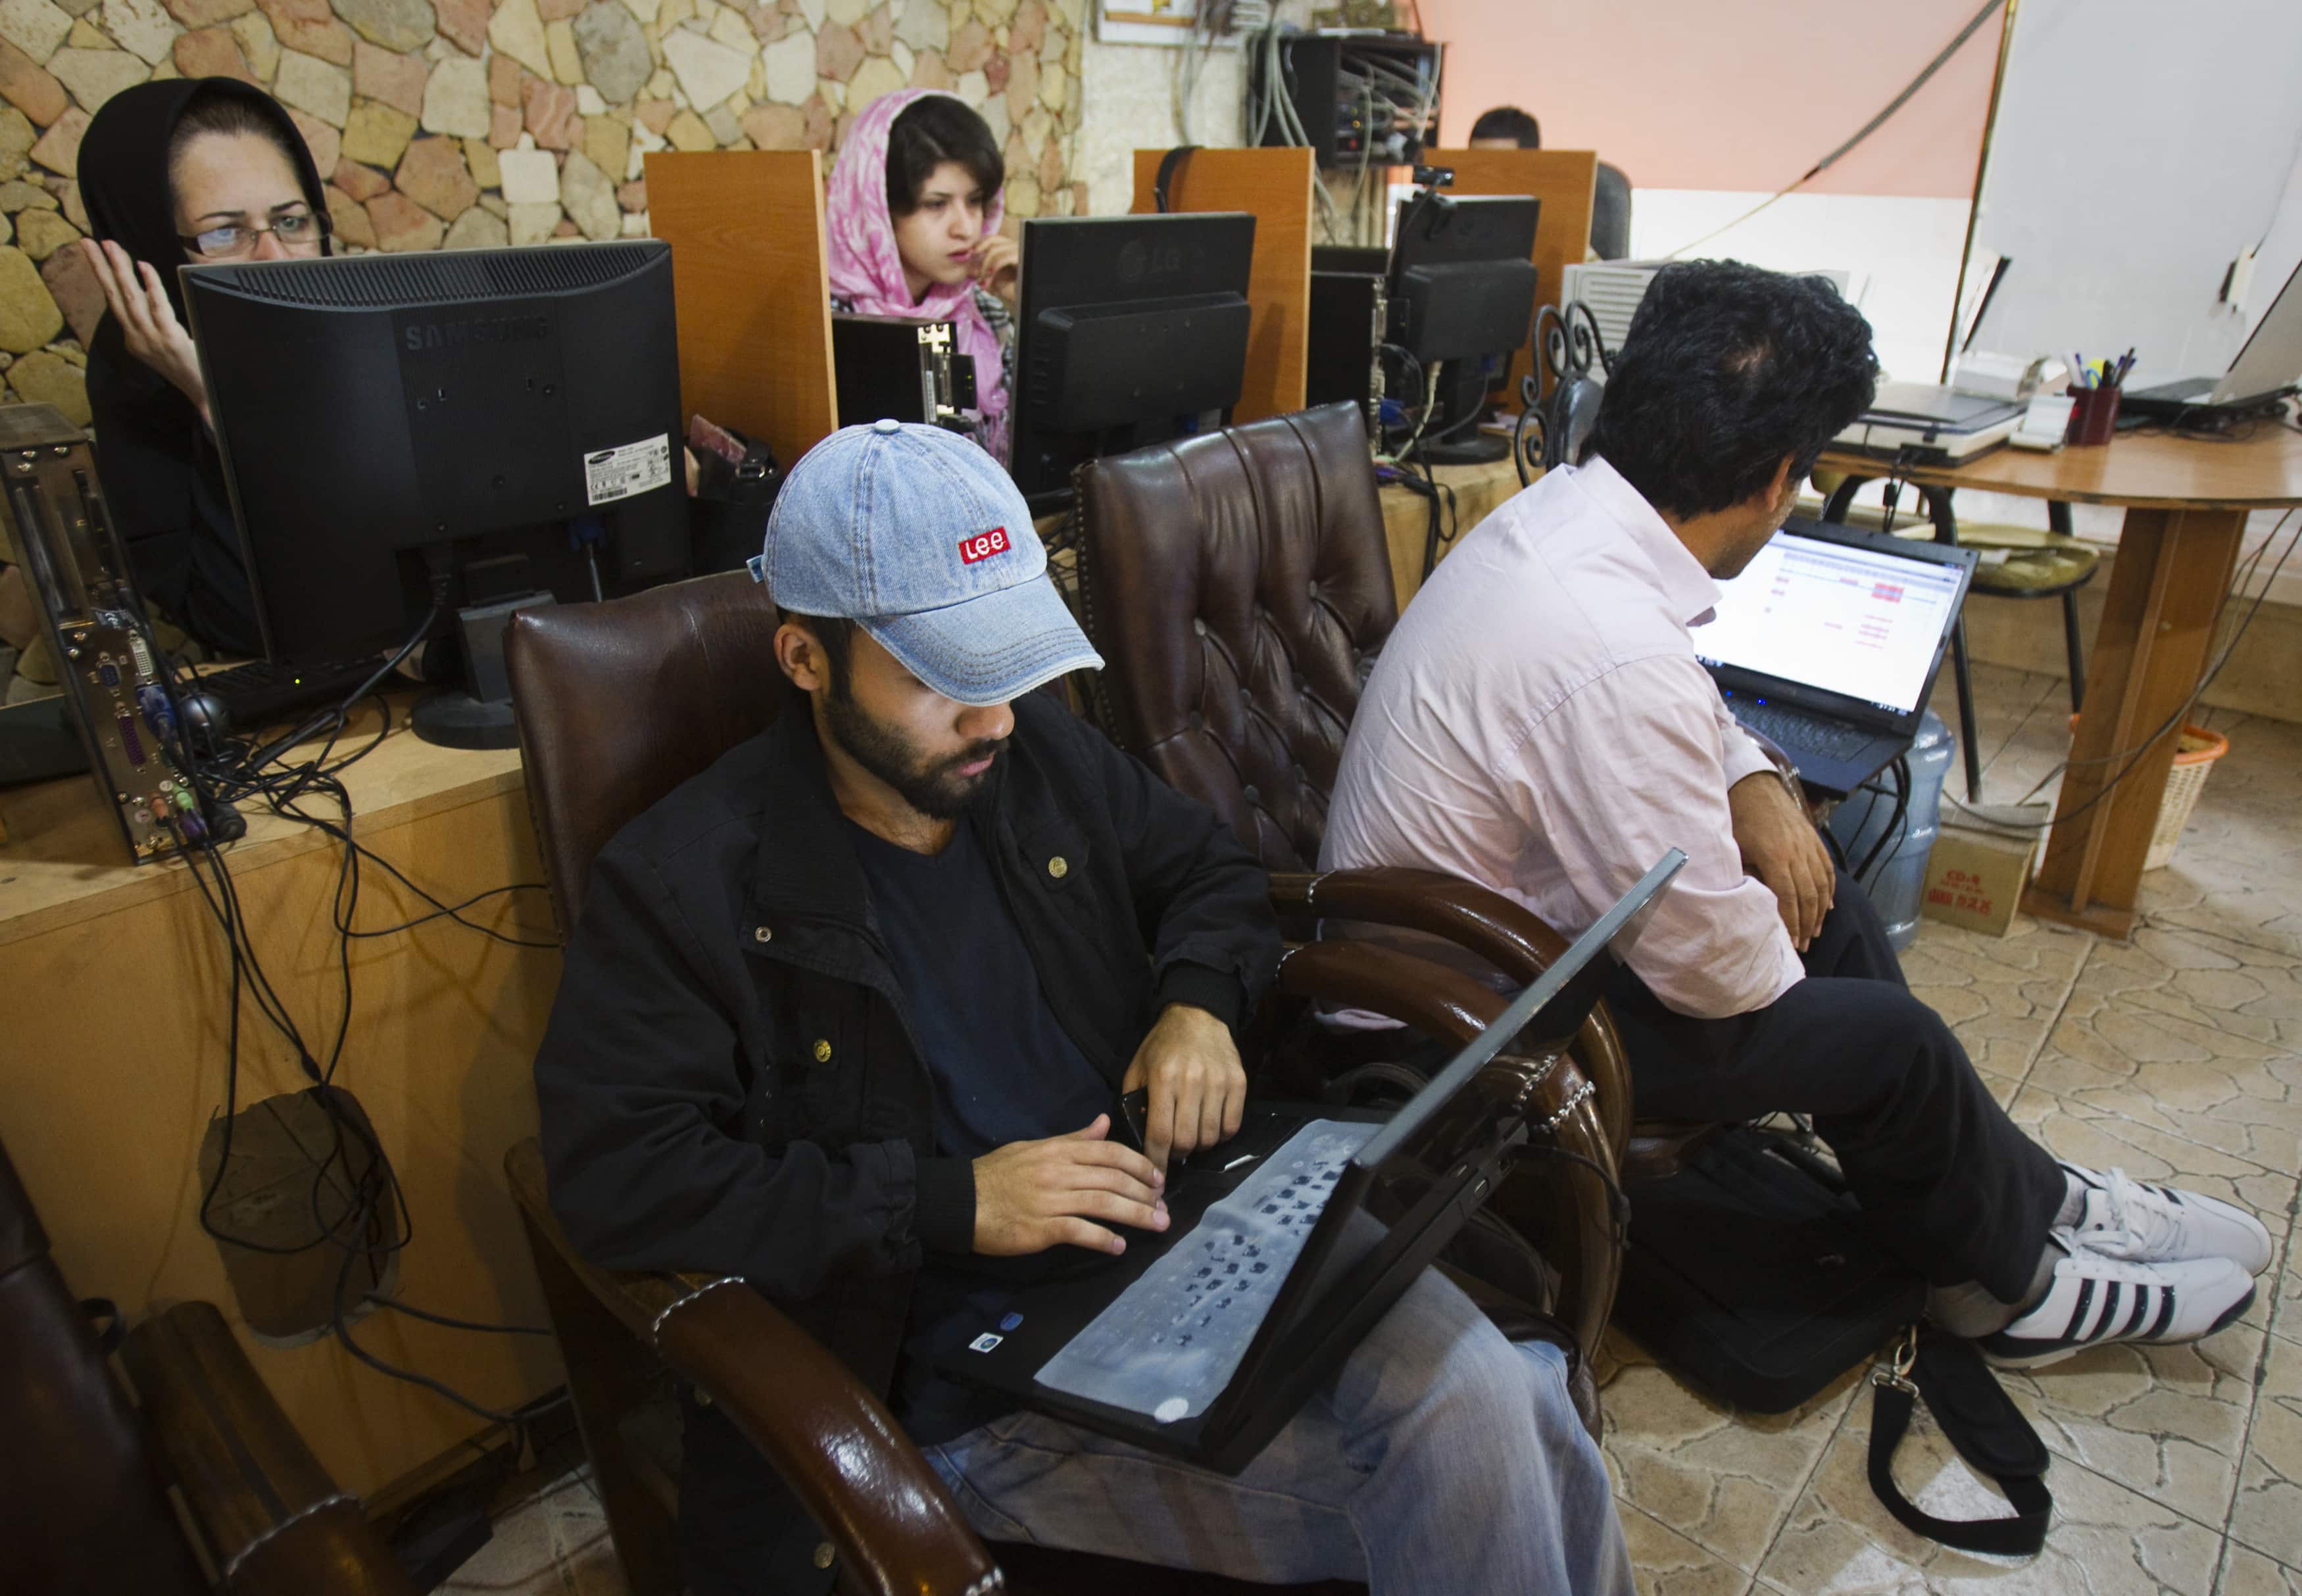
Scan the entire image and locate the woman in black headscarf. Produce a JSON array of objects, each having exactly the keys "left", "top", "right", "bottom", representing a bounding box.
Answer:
[{"left": 76, "top": 78, "right": 330, "bottom": 657}]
